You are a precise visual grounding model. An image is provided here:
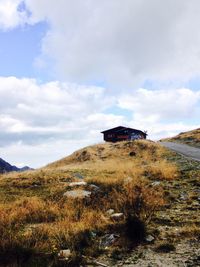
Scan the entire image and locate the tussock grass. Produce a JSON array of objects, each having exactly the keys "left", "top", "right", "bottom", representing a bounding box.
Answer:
[{"left": 0, "top": 140, "right": 179, "bottom": 262}]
